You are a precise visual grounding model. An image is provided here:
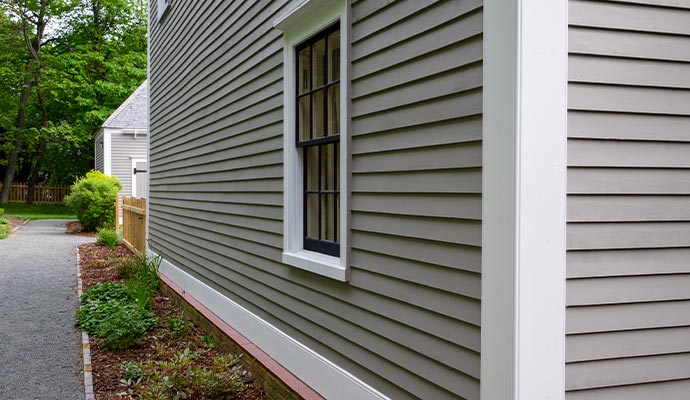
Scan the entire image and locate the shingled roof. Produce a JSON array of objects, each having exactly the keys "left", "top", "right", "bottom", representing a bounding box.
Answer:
[{"left": 102, "top": 80, "right": 148, "bottom": 129}]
